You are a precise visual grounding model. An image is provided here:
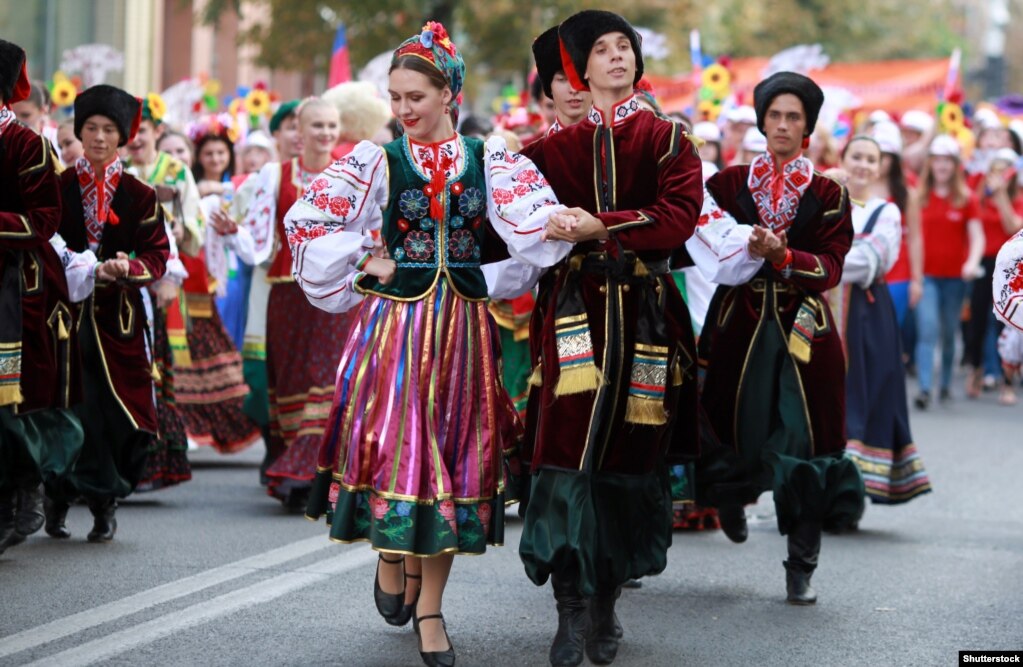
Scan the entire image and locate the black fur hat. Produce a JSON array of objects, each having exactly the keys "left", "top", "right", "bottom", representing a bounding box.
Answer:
[
  {"left": 557, "top": 10, "right": 643, "bottom": 92},
  {"left": 532, "top": 26, "right": 562, "bottom": 99},
  {"left": 0, "top": 39, "right": 30, "bottom": 104},
  {"left": 753, "top": 72, "right": 824, "bottom": 137},
  {"left": 74, "top": 85, "right": 141, "bottom": 147}
]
